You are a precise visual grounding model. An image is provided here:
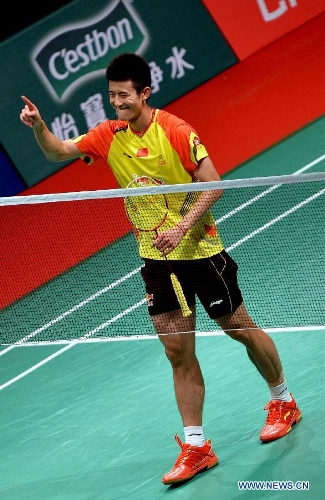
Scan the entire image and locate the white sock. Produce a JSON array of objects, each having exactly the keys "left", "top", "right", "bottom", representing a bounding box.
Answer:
[
  {"left": 269, "top": 379, "right": 292, "bottom": 402},
  {"left": 184, "top": 426, "right": 205, "bottom": 447}
]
